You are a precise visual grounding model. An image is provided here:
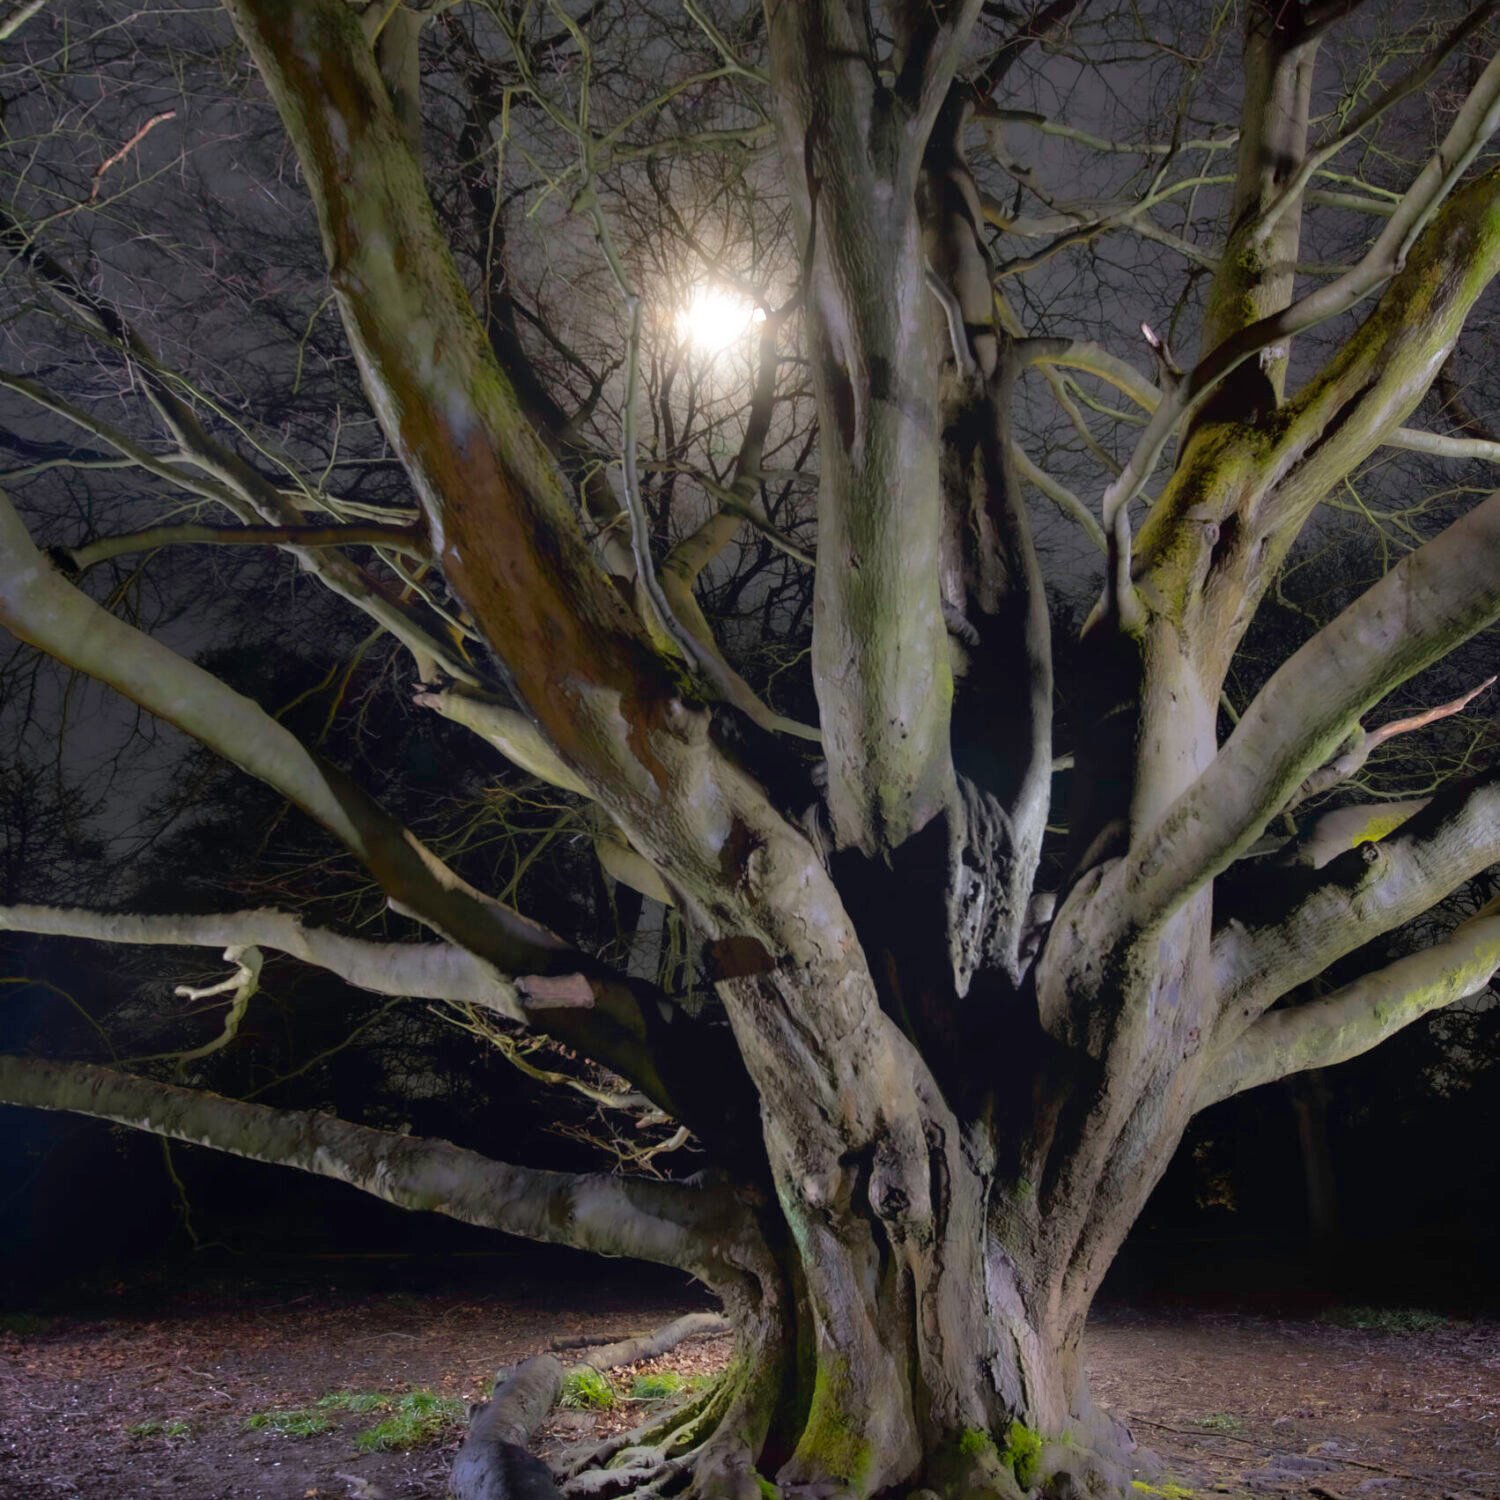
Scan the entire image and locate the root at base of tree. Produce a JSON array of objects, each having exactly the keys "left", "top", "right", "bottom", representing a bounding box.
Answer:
[{"left": 450, "top": 1312, "right": 732, "bottom": 1500}]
